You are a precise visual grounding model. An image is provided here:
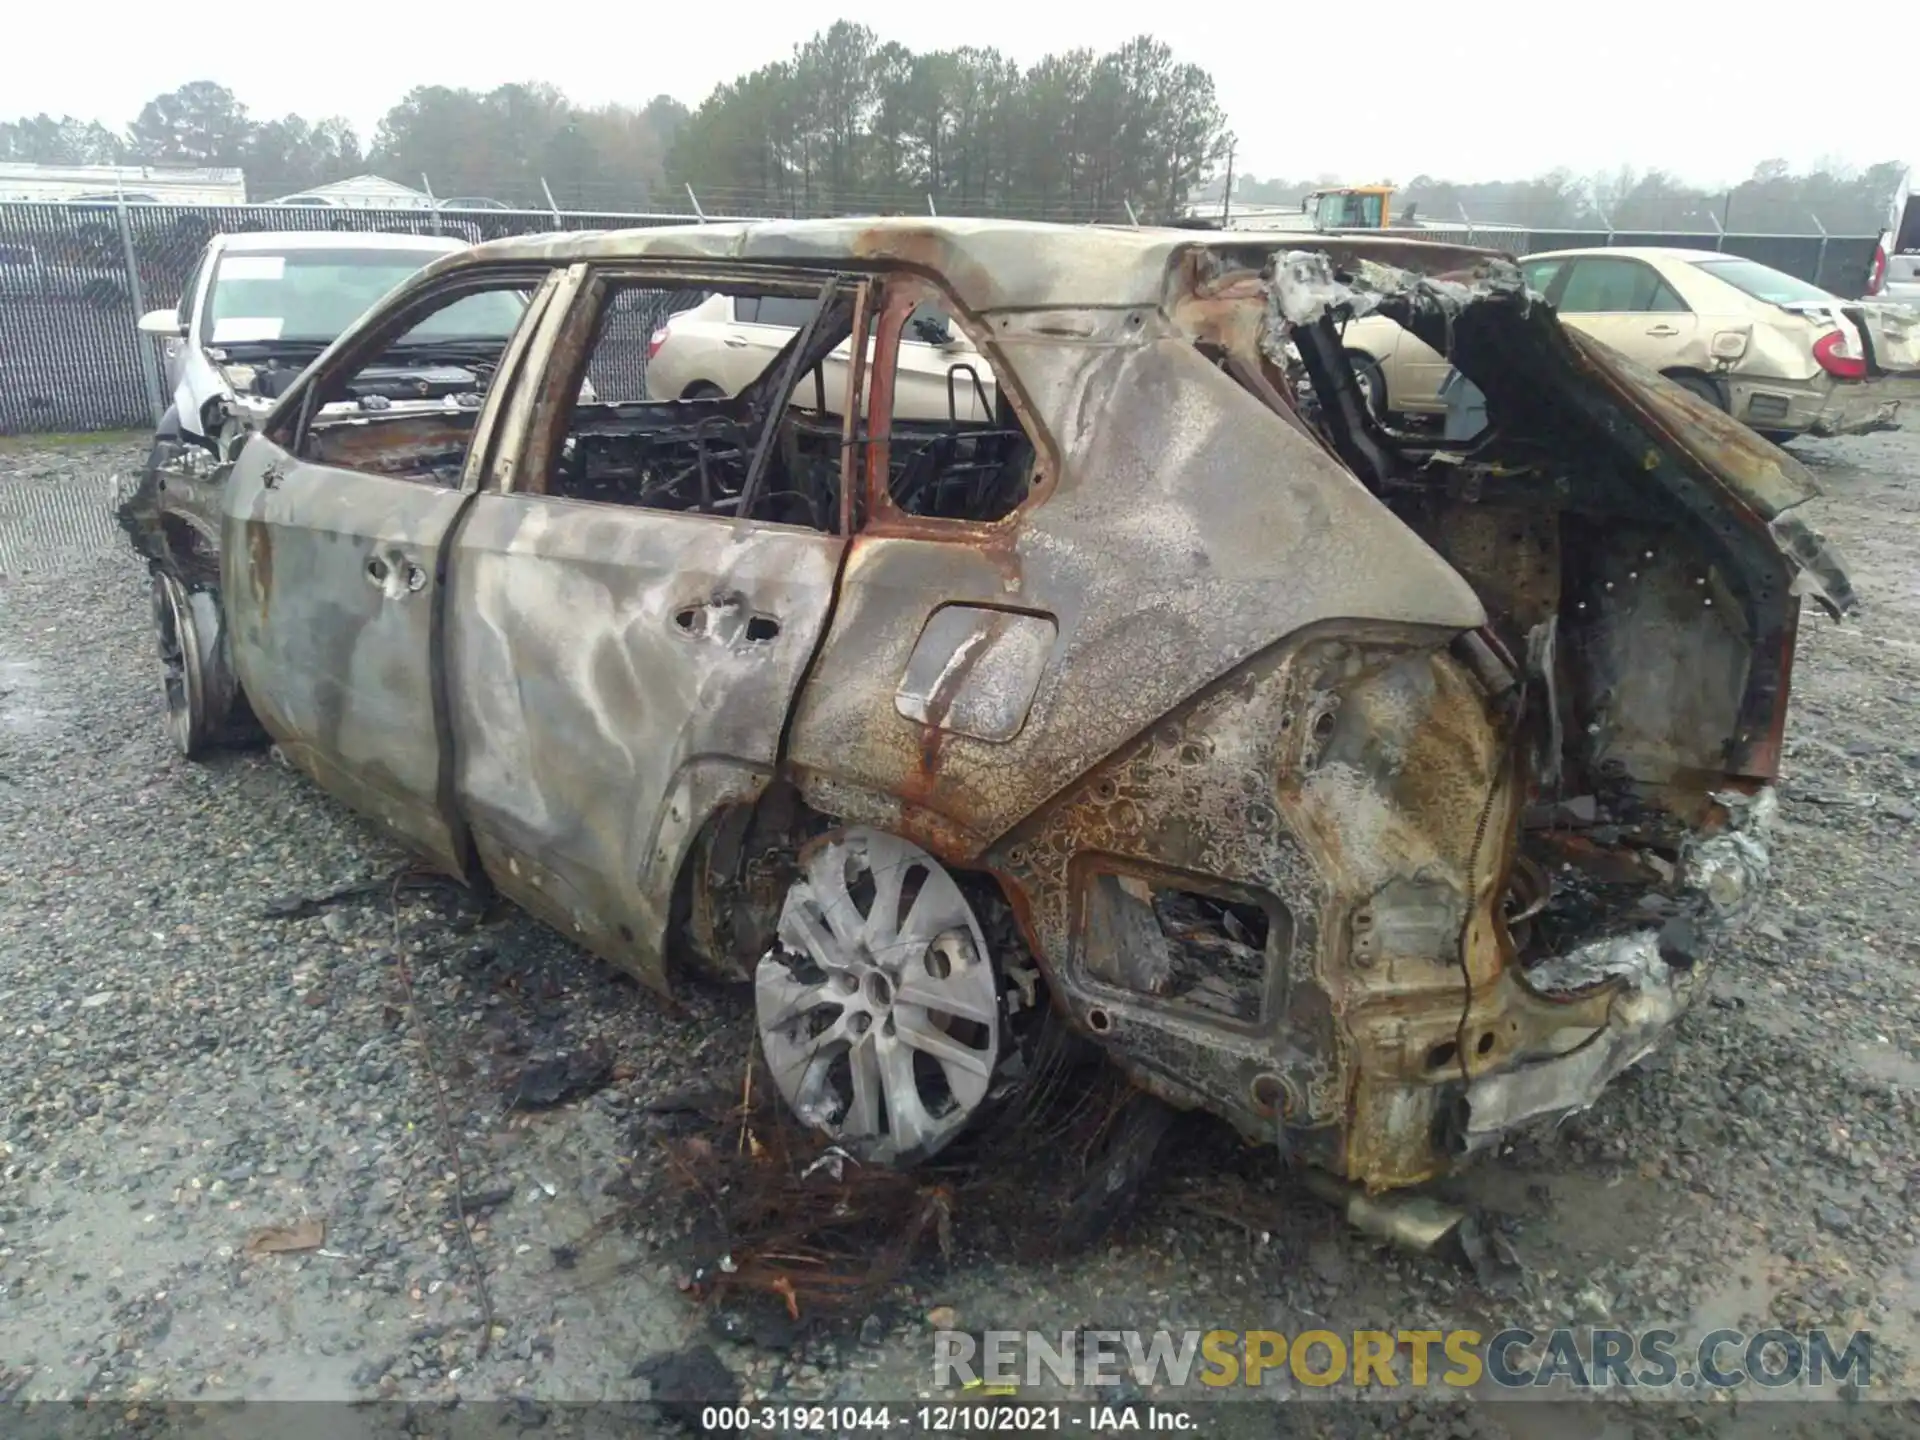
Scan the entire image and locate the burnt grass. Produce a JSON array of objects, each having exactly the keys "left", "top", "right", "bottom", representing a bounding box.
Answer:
[{"left": 1, "top": 432, "right": 1919, "bottom": 1438}]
